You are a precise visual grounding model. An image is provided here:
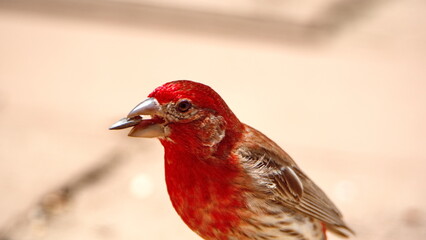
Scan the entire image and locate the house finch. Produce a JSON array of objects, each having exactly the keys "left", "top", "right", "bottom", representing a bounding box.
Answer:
[{"left": 110, "top": 80, "right": 353, "bottom": 240}]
